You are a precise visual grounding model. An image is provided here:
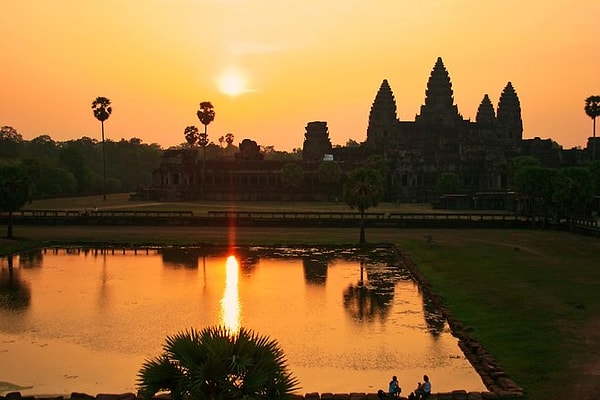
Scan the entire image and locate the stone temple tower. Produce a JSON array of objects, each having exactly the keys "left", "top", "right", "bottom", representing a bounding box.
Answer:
[
  {"left": 476, "top": 94, "right": 497, "bottom": 127},
  {"left": 416, "top": 57, "right": 462, "bottom": 126},
  {"left": 302, "top": 121, "right": 333, "bottom": 162},
  {"left": 497, "top": 82, "right": 523, "bottom": 142},
  {"left": 366, "top": 79, "right": 398, "bottom": 150}
]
